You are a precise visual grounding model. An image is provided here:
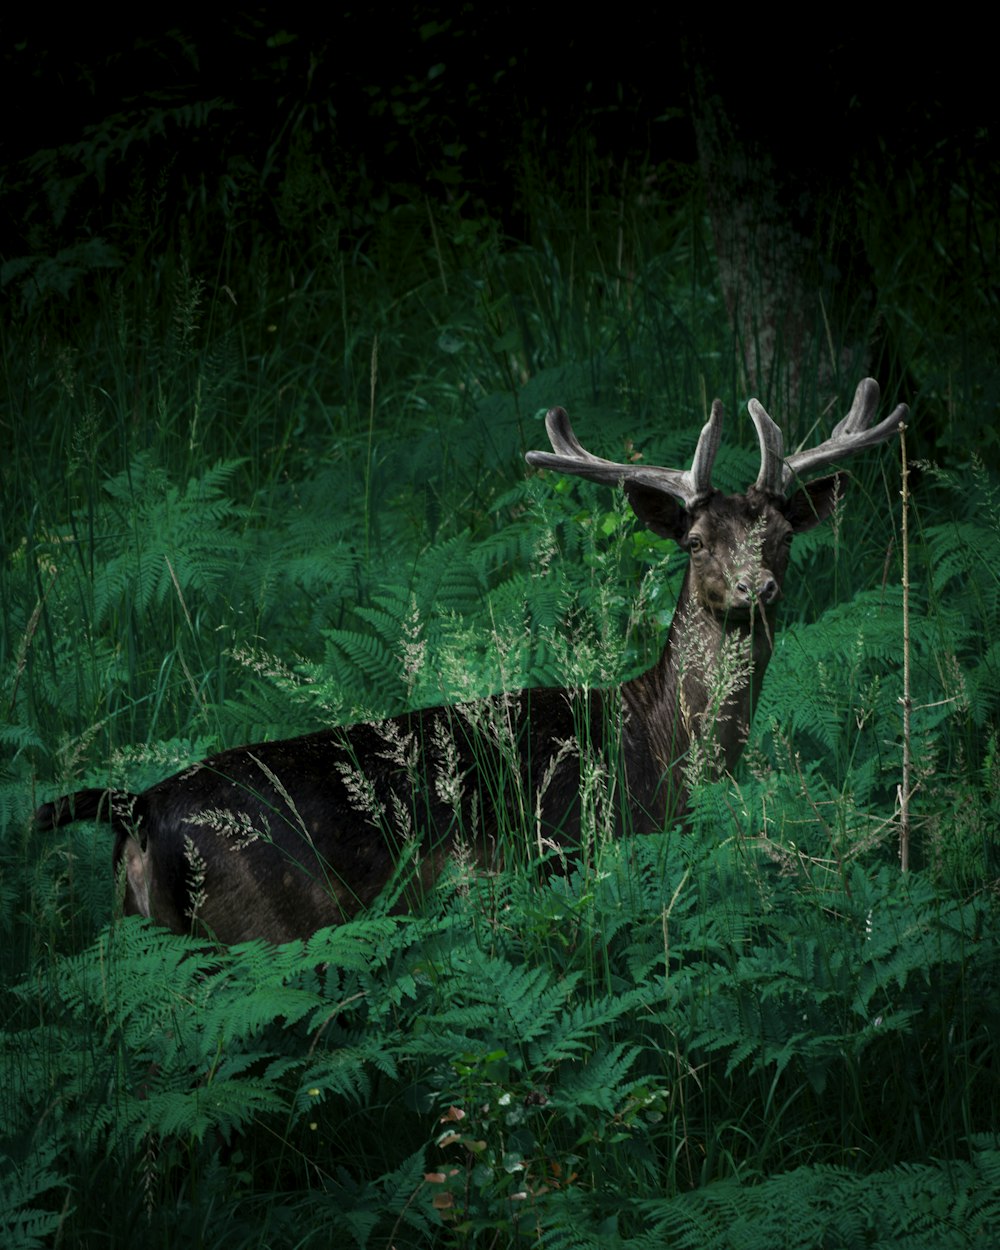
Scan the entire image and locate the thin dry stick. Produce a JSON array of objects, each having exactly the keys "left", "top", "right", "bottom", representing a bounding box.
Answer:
[
  {"left": 898, "top": 420, "right": 911, "bottom": 872},
  {"left": 364, "top": 333, "right": 379, "bottom": 563},
  {"left": 425, "top": 197, "right": 448, "bottom": 296}
]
